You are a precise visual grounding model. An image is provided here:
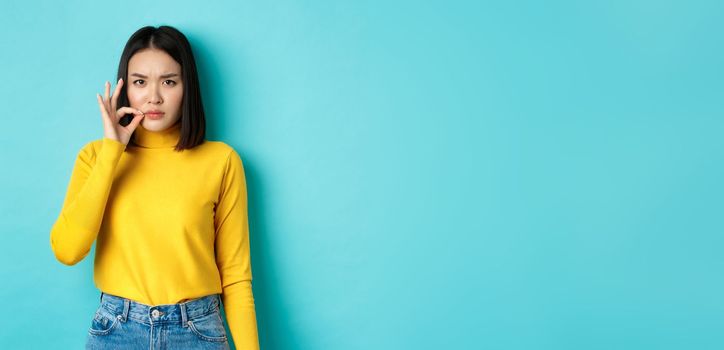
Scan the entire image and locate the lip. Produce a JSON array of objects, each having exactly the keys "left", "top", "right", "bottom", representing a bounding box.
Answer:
[{"left": 143, "top": 110, "right": 165, "bottom": 120}]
